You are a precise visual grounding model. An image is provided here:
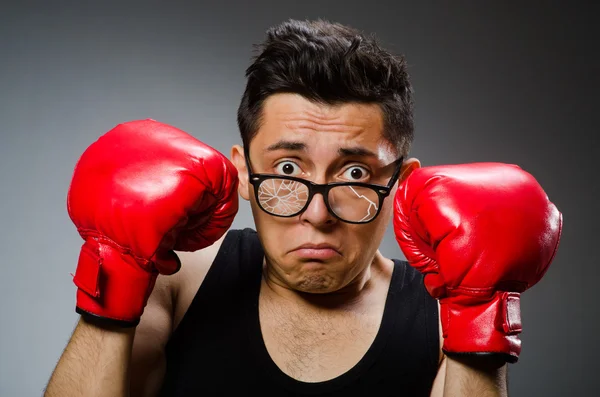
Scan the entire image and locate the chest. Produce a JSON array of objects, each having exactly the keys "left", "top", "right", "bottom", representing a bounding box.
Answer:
[{"left": 258, "top": 291, "right": 386, "bottom": 382}]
